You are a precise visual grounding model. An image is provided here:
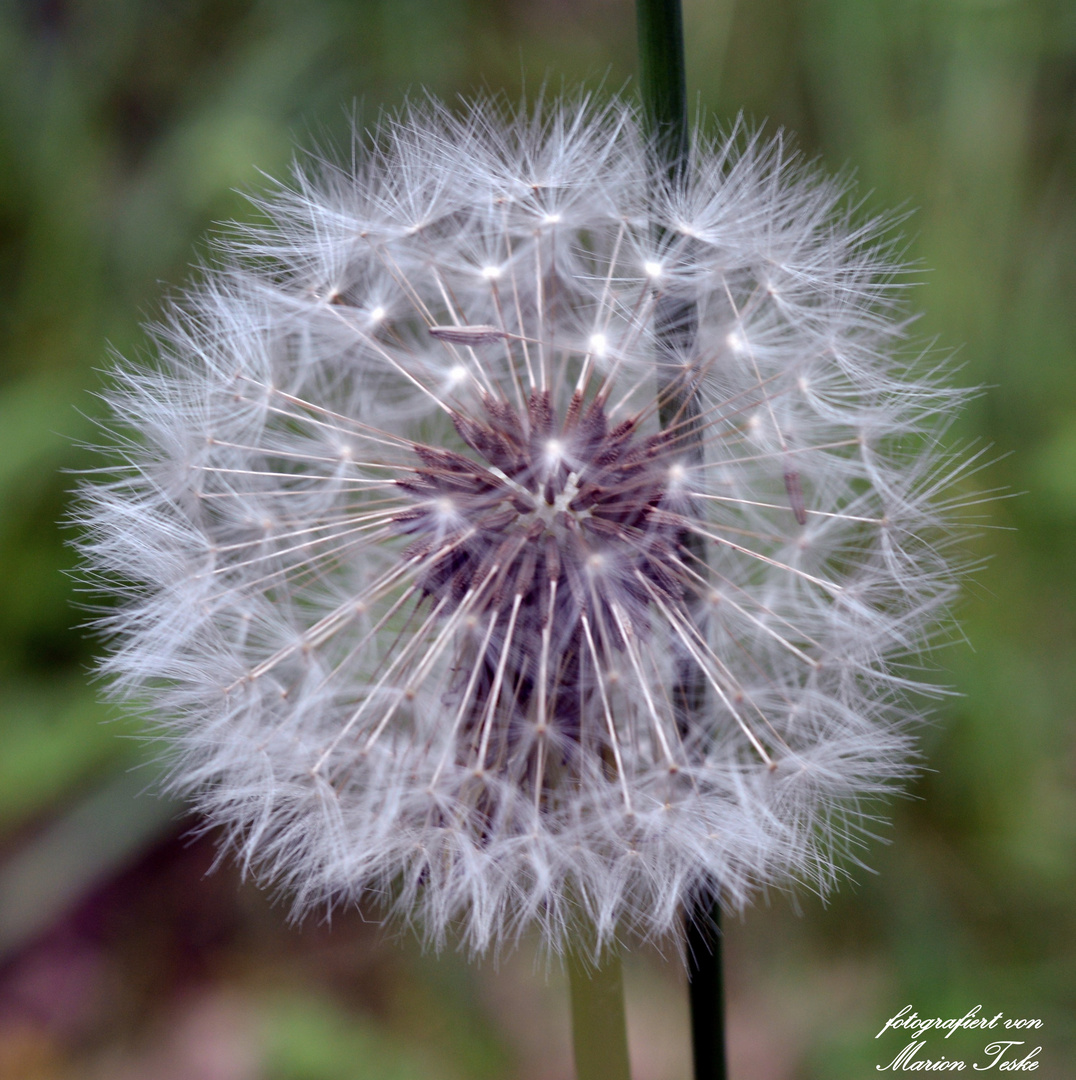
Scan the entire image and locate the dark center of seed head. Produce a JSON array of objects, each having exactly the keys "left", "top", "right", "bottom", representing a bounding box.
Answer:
[{"left": 394, "top": 389, "right": 685, "bottom": 639}]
